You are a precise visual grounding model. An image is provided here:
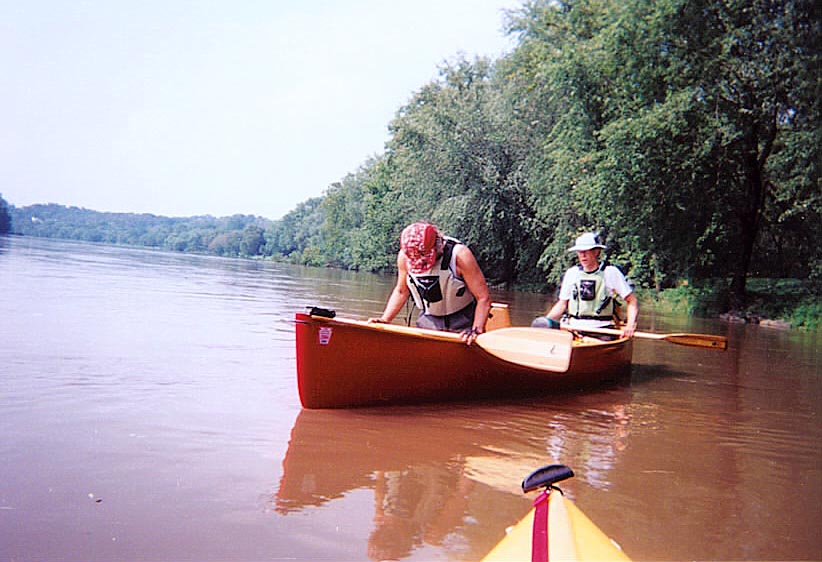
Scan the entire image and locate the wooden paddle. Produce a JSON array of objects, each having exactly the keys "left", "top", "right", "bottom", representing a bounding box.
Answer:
[
  {"left": 563, "top": 325, "right": 728, "bottom": 350},
  {"left": 313, "top": 314, "right": 575, "bottom": 372},
  {"left": 475, "top": 327, "right": 573, "bottom": 372}
]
